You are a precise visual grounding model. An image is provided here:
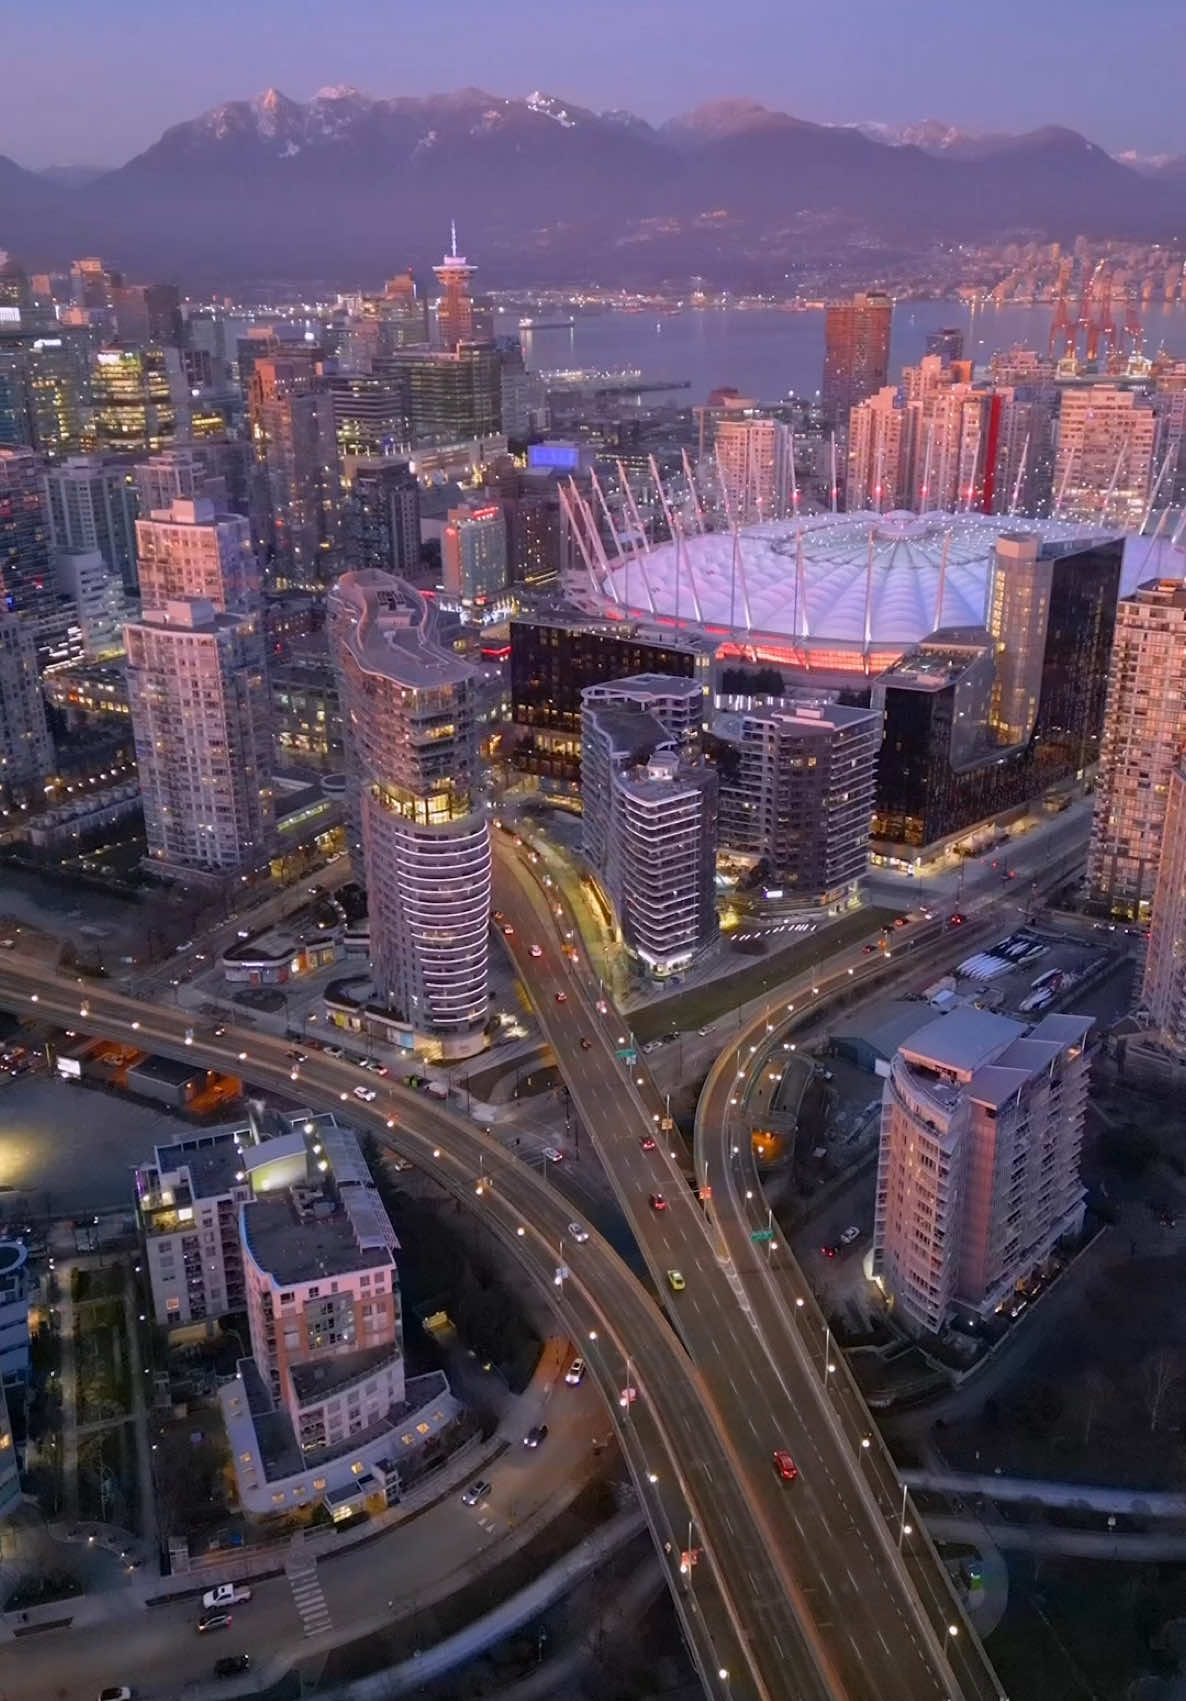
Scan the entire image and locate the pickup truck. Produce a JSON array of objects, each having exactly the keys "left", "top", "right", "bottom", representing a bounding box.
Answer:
[{"left": 202, "top": 1584, "right": 253, "bottom": 1610}]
